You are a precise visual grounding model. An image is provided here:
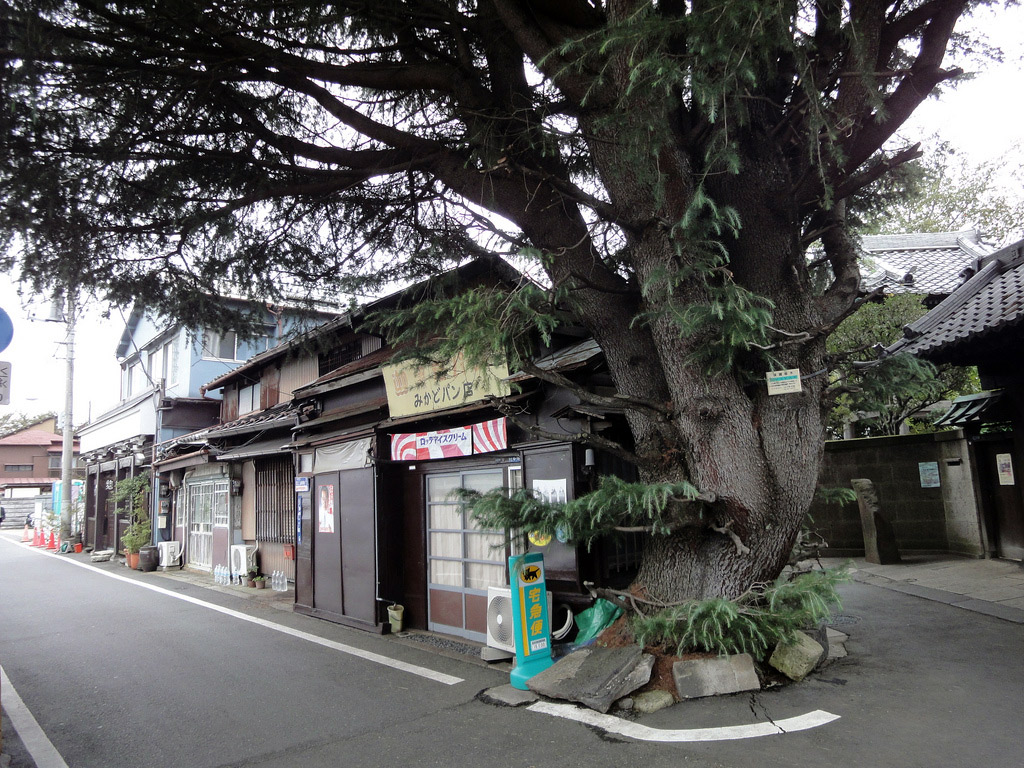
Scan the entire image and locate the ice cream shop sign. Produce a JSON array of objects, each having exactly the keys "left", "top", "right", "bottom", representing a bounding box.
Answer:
[{"left": 390, "top": 418, "right": 508, "bottom": 461}]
